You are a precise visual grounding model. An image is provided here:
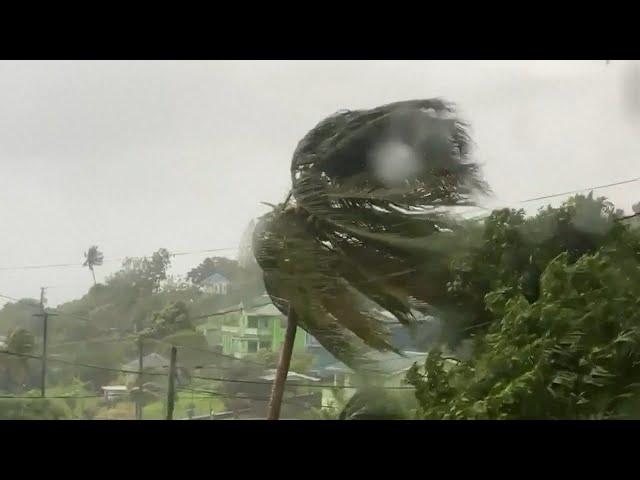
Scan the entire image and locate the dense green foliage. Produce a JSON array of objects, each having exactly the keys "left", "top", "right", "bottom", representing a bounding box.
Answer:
[
  {"left": 0, "top": 395, "right": 73, "bottom": 420},
  {"left": 0, "top": 249, "right": 265, "bottom": 404},
  {"left": 338, "top": 387, "right": 414, "bottom": 420},
  {"left": 186, "top": 257, "right": 241, "bottom": 285},
  {"left": 141, "top": 301, "right": 192, "bottom": 338},
  {"left": 407, "top": 195, "right": 640, "bottom": 419}
]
